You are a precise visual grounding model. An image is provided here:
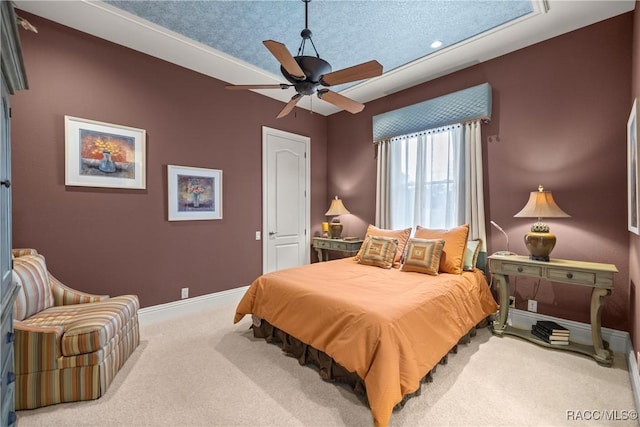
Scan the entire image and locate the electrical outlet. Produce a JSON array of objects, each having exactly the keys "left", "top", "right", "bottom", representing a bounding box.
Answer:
[
  {"left": 255, "top": 231, "right": 261, "bottom": 240},
  {"left": 181, "top": 287, "right": 189, "bottom": 299},
  {"left": 509, "top": 296, "right": 515, "bottom": 308},
  {"left": 527, "top": 299, "right": 537, "bottom": 312}
]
